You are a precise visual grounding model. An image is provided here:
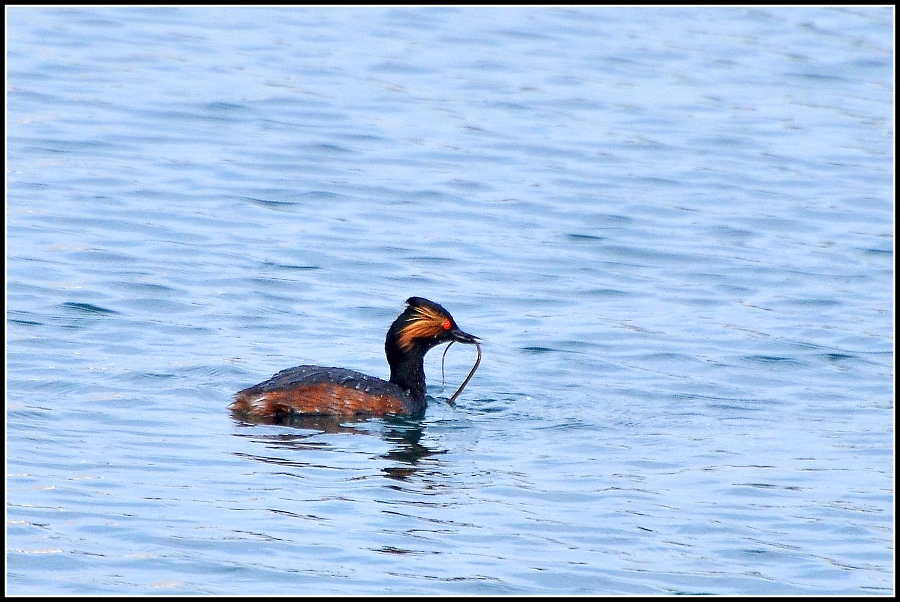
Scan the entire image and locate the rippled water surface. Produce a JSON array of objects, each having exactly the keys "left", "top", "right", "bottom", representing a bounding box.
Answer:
[{"left": 6, "top": 6, "right": 893, "bottom": 595}]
